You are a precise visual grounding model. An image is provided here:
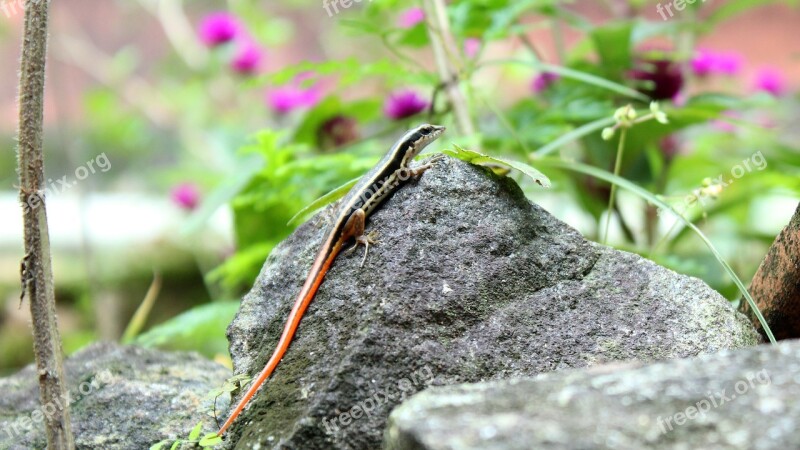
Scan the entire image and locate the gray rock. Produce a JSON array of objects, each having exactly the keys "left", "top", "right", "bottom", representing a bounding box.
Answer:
[
  {"left": 385, "top": 340, "right": 796, "bottom": 450},
  {"left": 223, "top": 157, "right": 759, "bottom": 449},
  {"left": 0, "top": 342, "right": 230, "bottom": 450}
]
